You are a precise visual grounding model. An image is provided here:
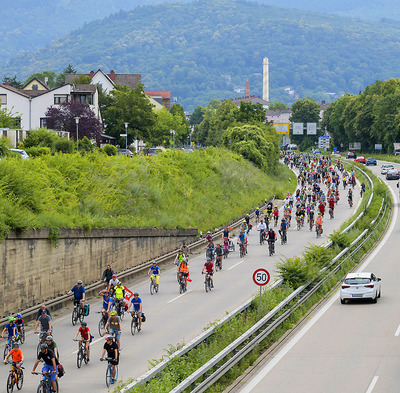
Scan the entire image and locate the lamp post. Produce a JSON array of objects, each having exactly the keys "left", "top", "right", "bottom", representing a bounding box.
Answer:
[
  {"left": 124, "top": 122, "right": 129, "bottom": 151},
  {"left": 170, "top": 129, "right": 175, "bottom": 150},
  {"left": 74, "top": 117, "right": 80, "bottom": 151}
]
